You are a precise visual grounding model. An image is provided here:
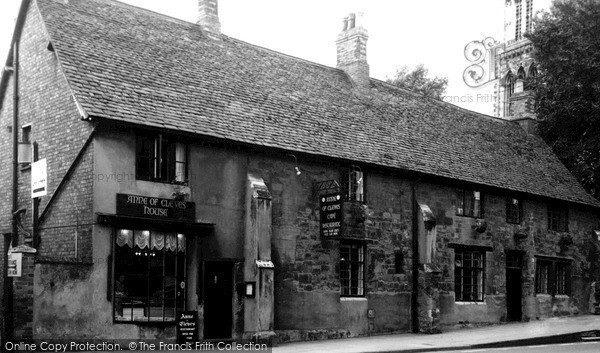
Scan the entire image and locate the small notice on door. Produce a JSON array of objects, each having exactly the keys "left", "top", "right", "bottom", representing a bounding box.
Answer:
[{"left": 177, "top": 311, "right": 198, "bottom": 344}]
